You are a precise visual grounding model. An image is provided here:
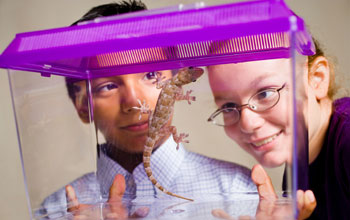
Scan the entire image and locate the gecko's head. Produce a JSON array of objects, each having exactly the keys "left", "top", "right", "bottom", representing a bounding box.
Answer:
[{"left": 176, "top": 67, "right": 204, "bottom": 85}]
